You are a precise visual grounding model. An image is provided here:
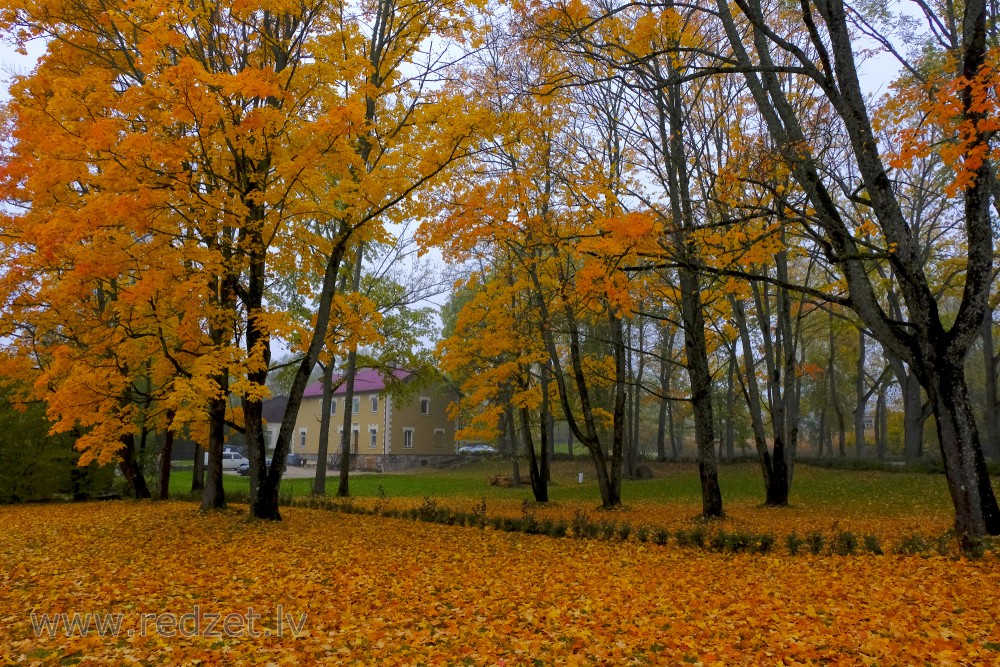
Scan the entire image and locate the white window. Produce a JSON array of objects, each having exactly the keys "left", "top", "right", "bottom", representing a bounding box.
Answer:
[
  {"left": 369, "top": 426, "right": 378, "bottom": 448},
  {"left": 434, "top": 428, "right": 445, "bottom": 449},
  {"left": 420, "top": 397, "right": 430, "bottom": 415},
  {"left": 299, "top": 428, "right": 307, "bottom": 449},
  {"left": 371, "top": 395, "right": 378, "bottom": 413},
  {"left": 330, "top": 398, "right": 337, "bottom": 415},
  {"left": 403, "top": 428, "right": 414, "bottom": 449},
  {"left": 352, "top": 397, "right": 360, "bottom": 414}
]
